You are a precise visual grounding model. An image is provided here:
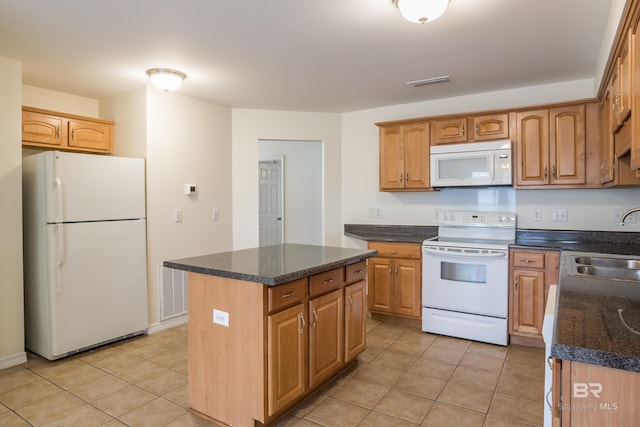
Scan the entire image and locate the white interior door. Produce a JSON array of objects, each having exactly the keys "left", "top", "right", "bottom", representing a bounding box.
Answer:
[{"left": 259, "top": 158, "right": 283, "bottom": 246}]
